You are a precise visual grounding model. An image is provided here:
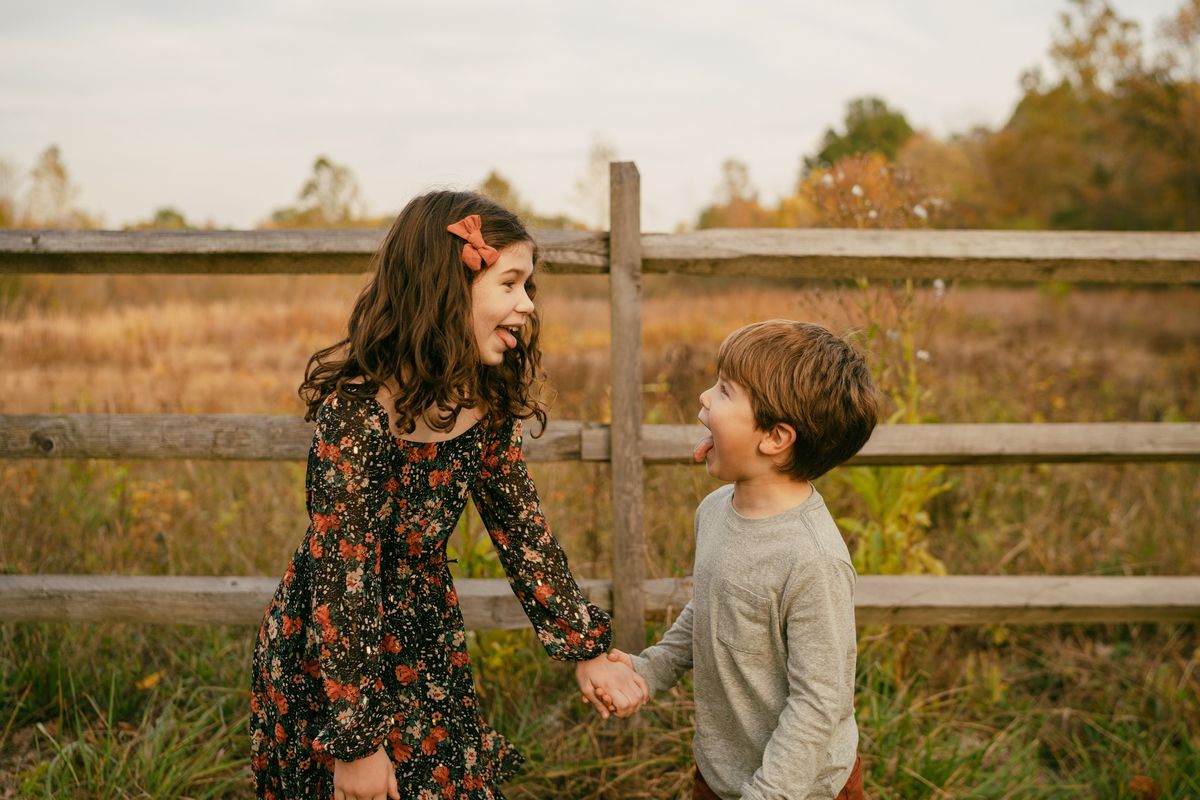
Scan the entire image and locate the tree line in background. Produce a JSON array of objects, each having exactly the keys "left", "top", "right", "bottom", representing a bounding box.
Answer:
[
  {"left": 699, "top": 0, "right": 1199, "bottom": 231},
  {"left": 1, "top": 0, "right": 1196, "bottom": 233}
]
